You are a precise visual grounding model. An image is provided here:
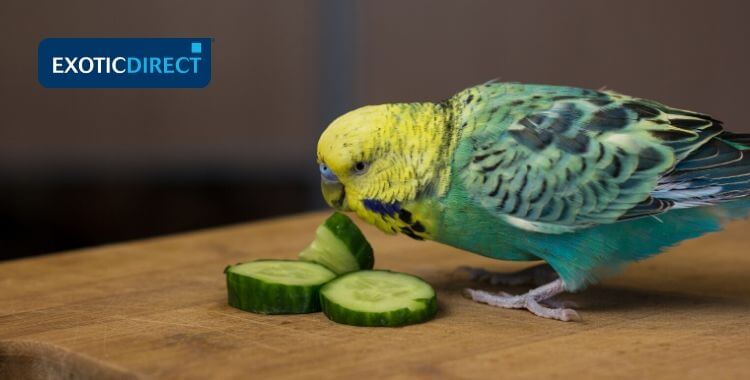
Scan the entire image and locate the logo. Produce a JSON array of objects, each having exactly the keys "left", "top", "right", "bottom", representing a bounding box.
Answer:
[{"left": 38, "top": 38, "right": 212, "bottom": 88}]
